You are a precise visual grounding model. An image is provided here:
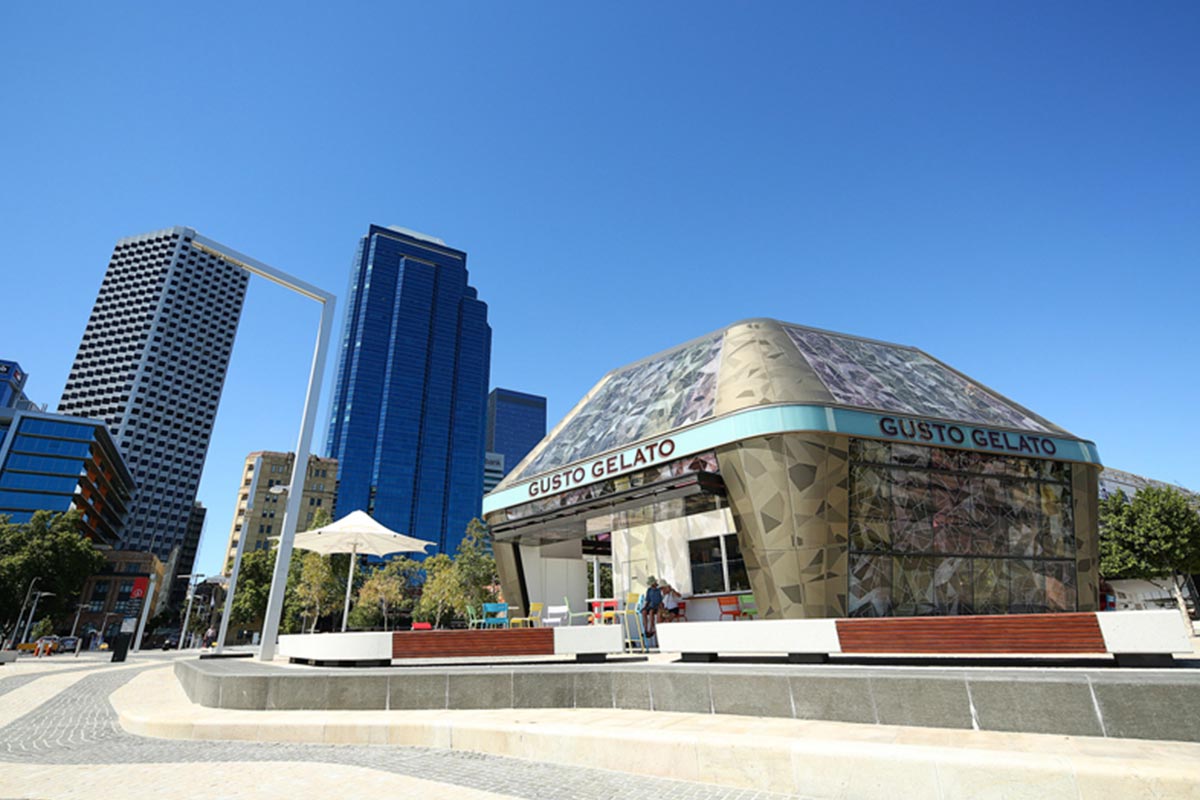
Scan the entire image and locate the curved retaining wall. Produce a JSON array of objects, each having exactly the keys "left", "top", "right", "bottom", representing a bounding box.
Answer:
[{"left": 174, "top": 659, "right": 1200, "bottom": 743}]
